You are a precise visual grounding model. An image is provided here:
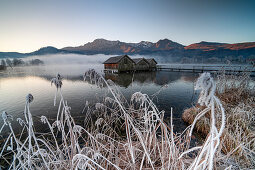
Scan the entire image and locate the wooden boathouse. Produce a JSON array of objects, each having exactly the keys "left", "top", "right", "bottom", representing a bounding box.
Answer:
[
  {"left": 146, "top": 58, "right": 157, "bottom": 70},
  {"left": 103, "top": 55, "right": 135, "bottom": 73},
  {"left": 103, "top": 55, "right": 157, "bottom": 73},
  {"left": 133, "top": 58, "right": 150, "bottom": 71}
]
